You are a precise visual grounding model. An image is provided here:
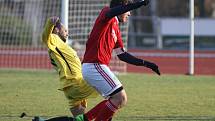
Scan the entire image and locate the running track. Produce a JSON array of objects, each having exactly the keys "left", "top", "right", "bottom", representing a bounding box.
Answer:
[{"left": 0, "top": 48, "right": 214, "bottom": 75}]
